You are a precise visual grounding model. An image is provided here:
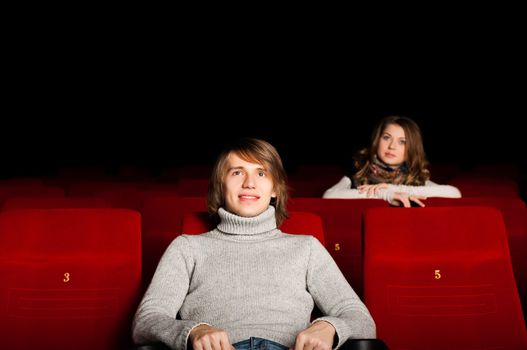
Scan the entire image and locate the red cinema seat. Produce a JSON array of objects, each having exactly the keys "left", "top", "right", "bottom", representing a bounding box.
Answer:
[
  {"left": 288, "top": 198, "right": 388, "bottom": 297},
  {"left": 141, "top": 195, "right": 208, "bottom": 235},
  {"left": 456, "top": 163, "right": 520, "bottom": 181},
  {"left": 2, "top": 196, "right": 112, "bottom": 210},
  {"left": 288, "top": 176, "right": 342, "bottom": 198},
  {"left": 175, "top": 178, "right": 210, "bottom": 197},
  {"left": 448, "top": 178, "right": 519, "bottom": 197},
  {"left": 363, "top": 207, "right": 527, "bottom": 350},
  {"left": 66, "top": 181, "right": 138, "bottom": 197},
  {"left": 140, "top": 195, "right": 207, "bottom": 290},
  {"left": 0, "top": 186, "right": 65, "bottom": 206},
  {"left": 425, "top": 197, "right": 527, "bottom": 324},
  {"left": 0, "top": 209, "right": 142, "bottom": 350},
  {"left": 93, "top": 188, "right": 144, "bottom": 211},
  {"left": 182, "top": 210, "right": 325, "bottom": 245}
]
